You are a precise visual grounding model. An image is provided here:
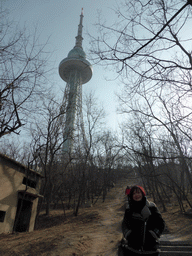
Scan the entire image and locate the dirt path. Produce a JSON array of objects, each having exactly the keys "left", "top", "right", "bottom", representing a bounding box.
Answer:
[{"left": 52, "top": 179, "right": 128, "bottom": 256}]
